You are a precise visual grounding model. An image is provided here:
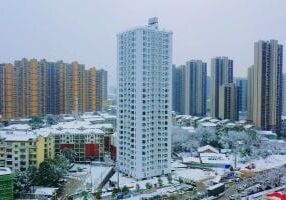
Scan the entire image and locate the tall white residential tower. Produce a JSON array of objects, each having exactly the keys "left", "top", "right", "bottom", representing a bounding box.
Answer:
[{"left": 117, "top": 18, "right": 172, "bottom": 179}]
